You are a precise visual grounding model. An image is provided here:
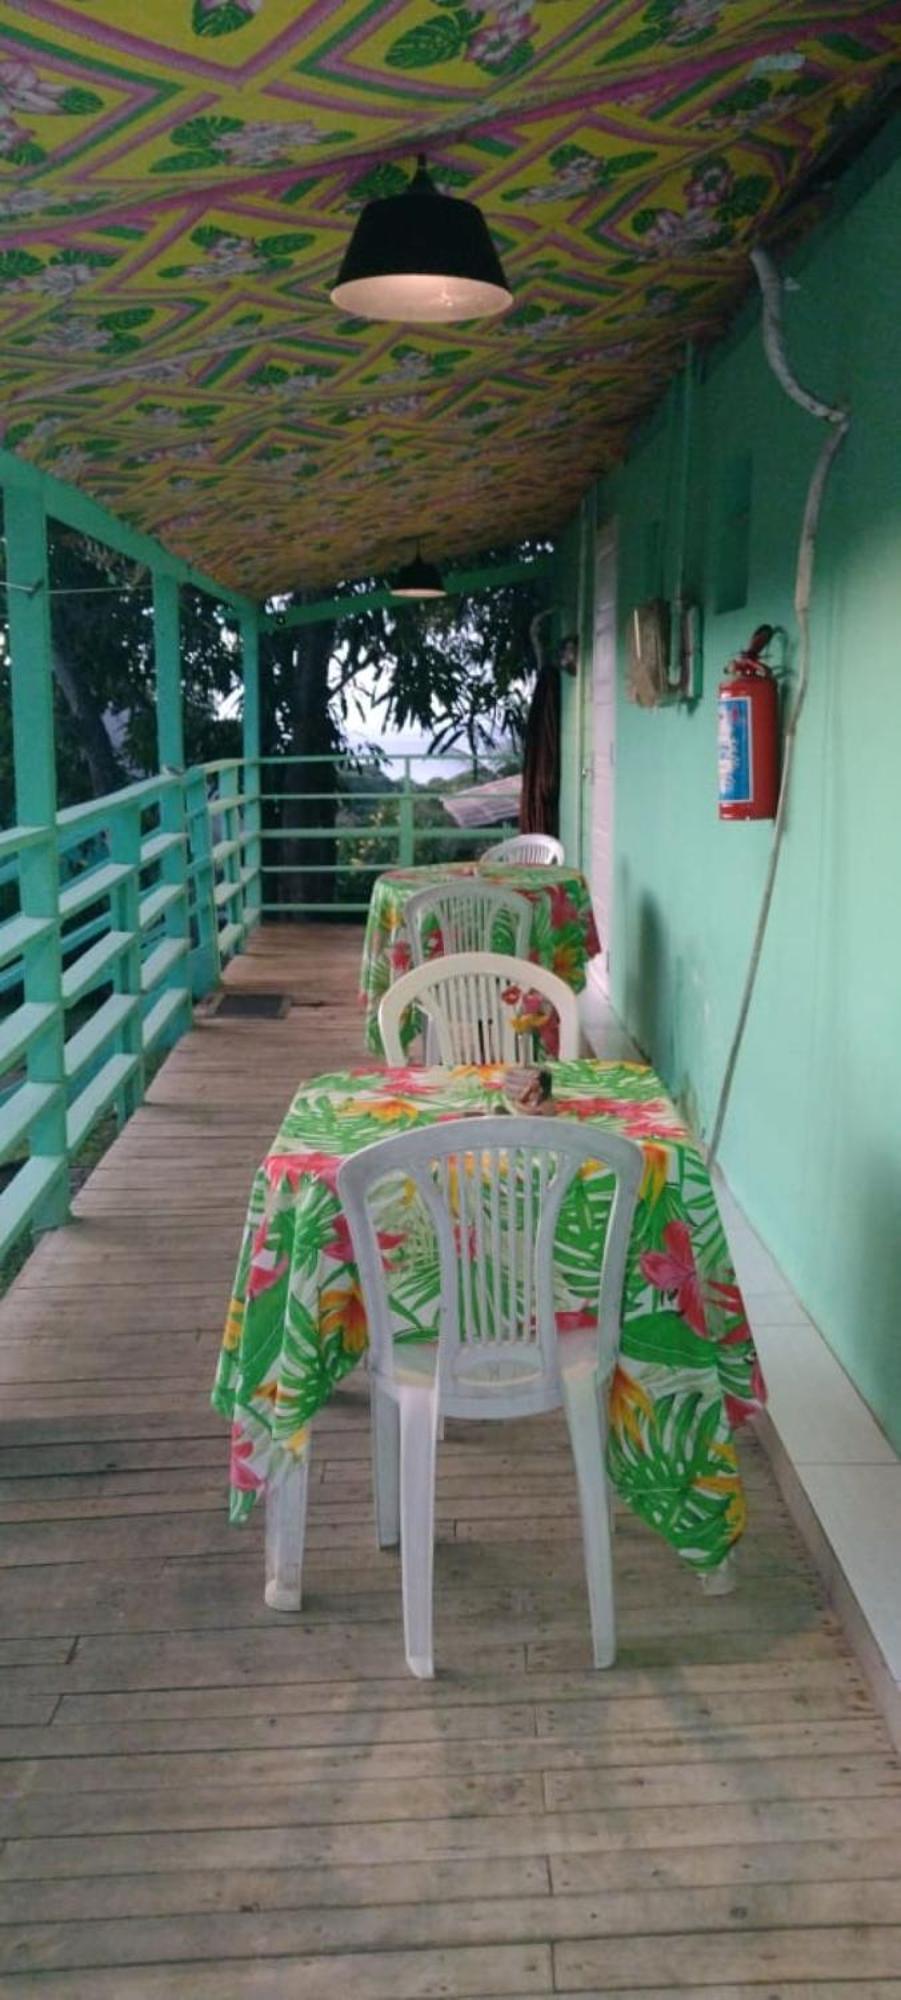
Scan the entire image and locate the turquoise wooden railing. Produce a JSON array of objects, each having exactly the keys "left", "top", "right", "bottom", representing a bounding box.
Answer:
[
  {"left": 0, "top": 756, "right": 260, "bottom": 1264},
  {"left": 259, "top": 753, "right": 511, "bottom": 915},
  {"left": 0, "top": 747, "right": 511, "bottom": 1262}
]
